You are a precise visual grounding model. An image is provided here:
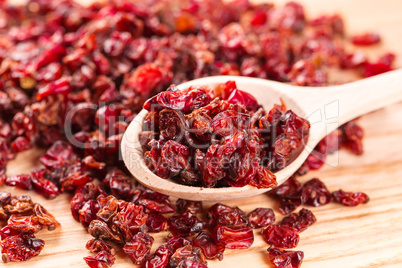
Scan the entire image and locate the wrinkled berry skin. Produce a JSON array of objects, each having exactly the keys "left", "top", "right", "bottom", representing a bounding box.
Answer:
[
  {"left": 84, "top": 251, "right": 115, "bottom": 268},
  {"left": 262, "top": 225, "right": 299, "bottom": 249},
  {"left": 146, "top": 213, "right": 168, "bottom": 232},
  {"left": 207, "top": 203, "right": 248, "bottom": 228},
  {"left": 123, "top": 232, "right": 154, "bottom": 265},
  {"left": 1, "top": 234, "right": 45, "bottom": 262},
  {"left": 270, "top": 177, "right": 303, "bottom": 214},
  {"left": 247, "top": 208, "right": 275, "bottom": 229},
  {"left": 268, "top": 248, "right": 304, "bottom": 268},
  {"left": 169, "top": 245, "right": 207, "bottom": 268},
  {"left": 301, "top": 178, "right": 331, "bottom": 207},
  {"left": 145, "top": 244, "right": 173, "bottom": 268},
  {"left": 194, "top": 231, "right": 225, "bottom": 260},
  {"left": 332, "top": 189, "right": 369, "bottom": 206},
  {"left": 280, "top": 208, "right": 316, "bottom": 233},
  {"left": 169, "top": 212, "right": 206, "bottom": 237},
  {"left": 213, "top": 225, "right": 254, "bottom": 249}
]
